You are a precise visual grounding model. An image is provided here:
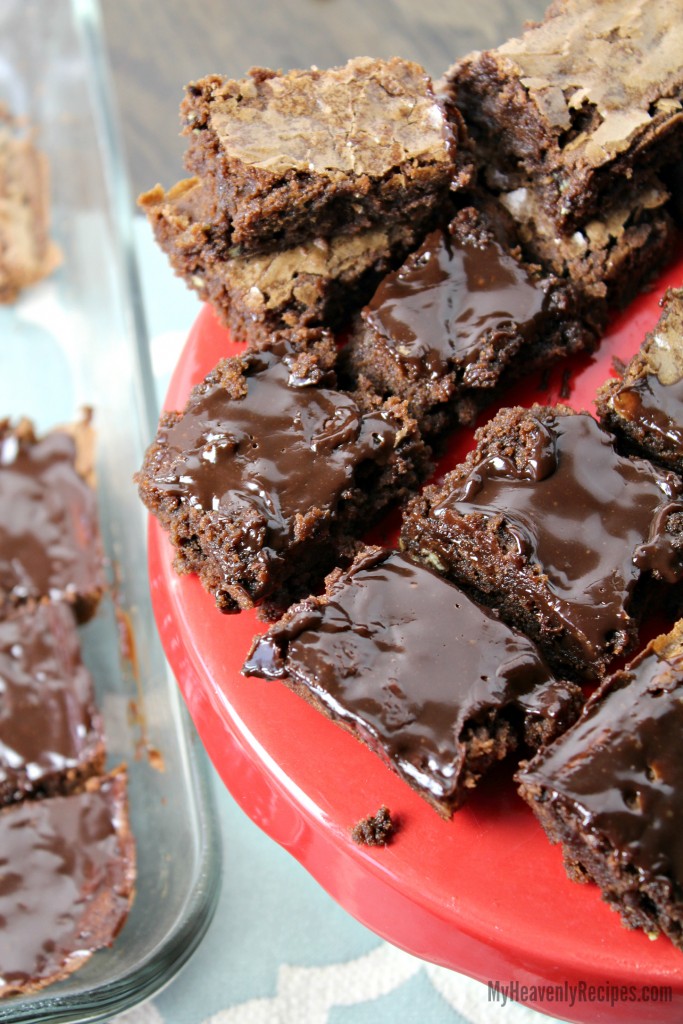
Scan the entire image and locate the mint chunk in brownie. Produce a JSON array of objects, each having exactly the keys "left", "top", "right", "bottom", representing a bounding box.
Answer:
[
  {"left": 0, "top": 417, "right": 106, "bottom": 622},
  {"left": 0, "top": 602, "right": 105, "bottom": 806},
  {"left": 0, "top": 770, "right": 135, "bottom": 997},
  {"left": 137, "top": 337, "right": 431, "bottom": 612},
  {"left": 139, "top": 177, "right": 436, "bottom": 346},
  {"left": 400, "top": 405, "right": 683, "bottom": 680},
  {"left": 180, "top": 58, "right": 458, "bottom": 254},
  {"left": 343, "top": 205, "right": 597, "bottom": 433},
  {"left": 517, "top": 619, "right": 683, "bottom": 951},
  {"left": 243, "top": 547, "right": 582, "bottom": 817},
  {"left": 598, "top": 287, "right": 683, "bottom": 474}
]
